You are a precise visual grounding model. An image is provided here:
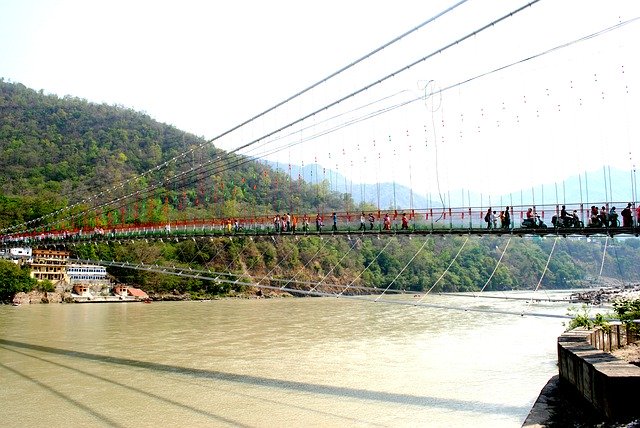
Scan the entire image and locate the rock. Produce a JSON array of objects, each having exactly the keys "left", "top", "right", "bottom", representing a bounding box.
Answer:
[{"left": 12, "top": 290, "right": 64, "bottom": 304}]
